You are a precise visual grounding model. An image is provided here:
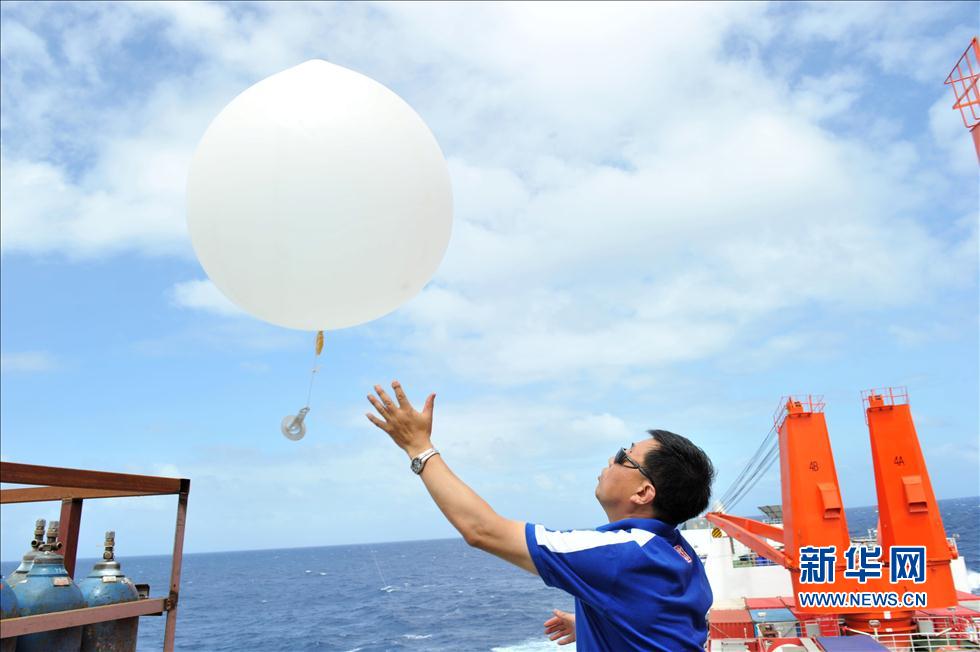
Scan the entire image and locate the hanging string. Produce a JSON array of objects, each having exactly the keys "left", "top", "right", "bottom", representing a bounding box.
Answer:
[
  {"left": 370, "top": 548, "right": 389, "bottom": 589},
  {"left": 281, "top": 331, "right": 325, "bottom": 441},
  {"left": 305, "top": 330, "right": 324, "bottom": 407}
]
